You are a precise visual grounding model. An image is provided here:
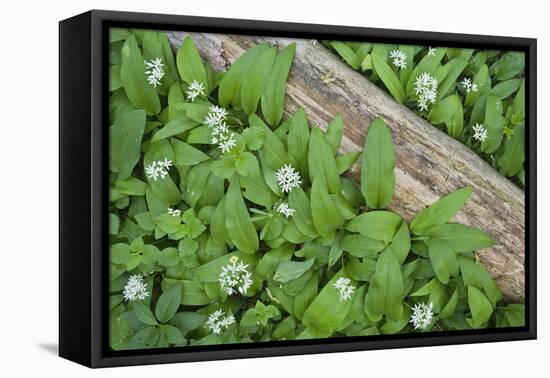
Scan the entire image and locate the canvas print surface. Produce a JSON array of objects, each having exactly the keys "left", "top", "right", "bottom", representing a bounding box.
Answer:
[{"left": 108, "top": 27, "right": 526, "bottom": 351}]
